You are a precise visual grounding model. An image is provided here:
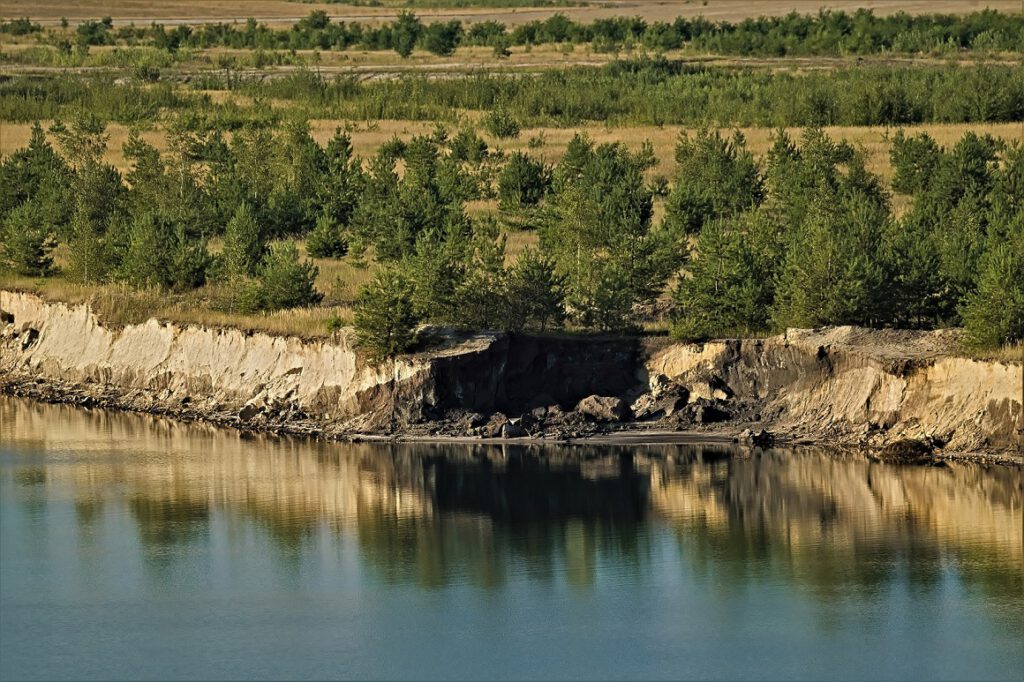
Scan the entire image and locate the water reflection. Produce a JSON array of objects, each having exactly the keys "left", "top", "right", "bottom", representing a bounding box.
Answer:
[{"left": 2, "top": 396, "right": 1021, "bottom": 617}]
